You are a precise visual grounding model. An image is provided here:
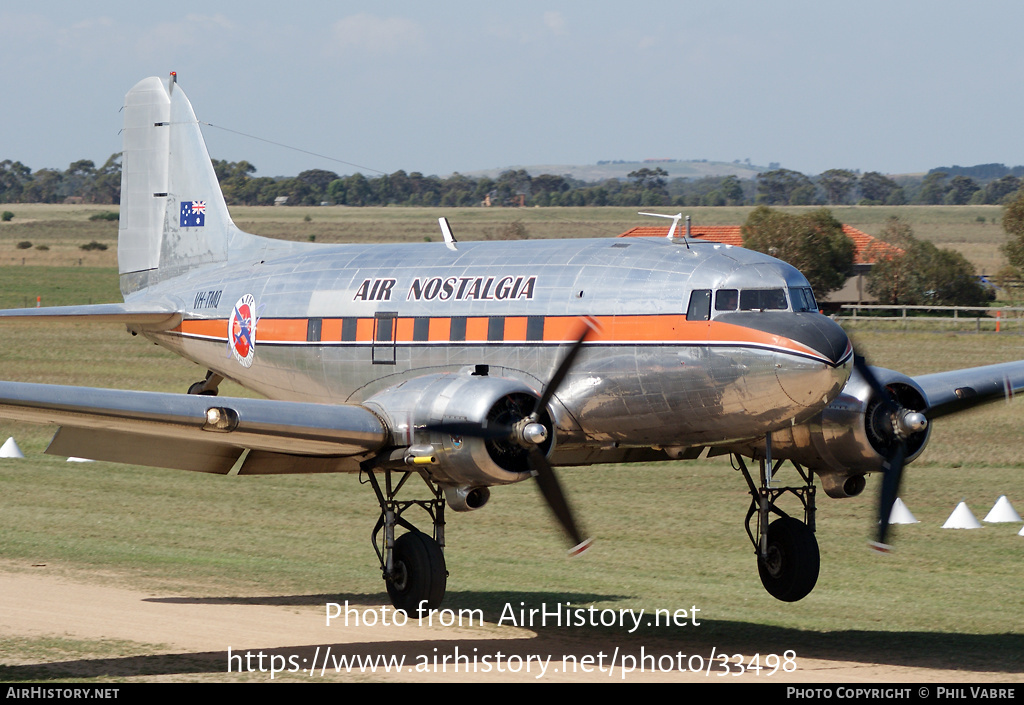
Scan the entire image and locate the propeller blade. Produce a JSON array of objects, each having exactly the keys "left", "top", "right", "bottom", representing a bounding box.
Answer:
[
  {"left": 529, "top": 447, "right": 592, "bottom": 556},
  {"left": 421, "top": 420, "right": 514, "bottom": 440},
  {"left": 856, "top": 353, "right": 909, "bottom": 553},
  {"left": 871, "top": 439, "right": 907, "bottom": 552},
  {"left": 855, "top": 354, "right": 895, "bottom": 411},
  {"left": 532, "top": 316, "right": 600, "bottom": 418}
]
